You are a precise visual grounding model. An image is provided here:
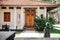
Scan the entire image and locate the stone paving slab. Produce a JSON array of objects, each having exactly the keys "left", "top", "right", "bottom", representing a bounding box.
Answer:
[
  {"left": 15, "top": 30, "right": 60, "bottom": 38},
  {"left": 15, "top": 31, "right": 44, "bottom": 38},
  {"left": 15, "top": 30, "right": 60, "bottom": 40},
  {"left": 15, "top": 38, "right": 59, "bottom": 40}
]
